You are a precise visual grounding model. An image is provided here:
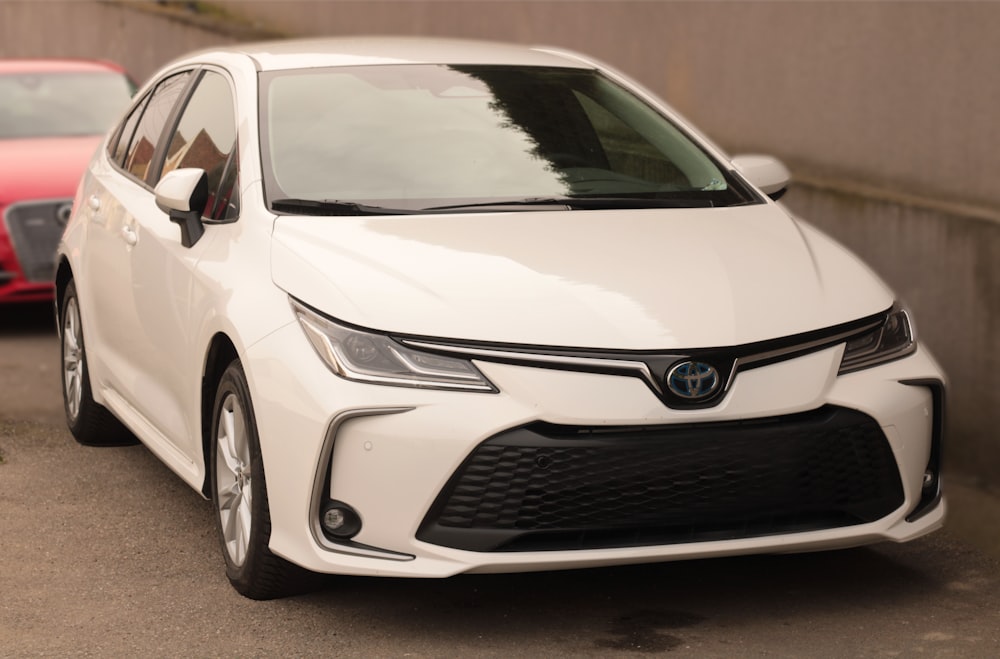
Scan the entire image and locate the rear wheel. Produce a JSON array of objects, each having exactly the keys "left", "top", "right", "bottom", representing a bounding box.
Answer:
[
  {"left": 211, "top": 360, "right": 305, "bottom": 599},
  {"left": 60, "top": 280, "right": 136, "bottom": 446}
]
